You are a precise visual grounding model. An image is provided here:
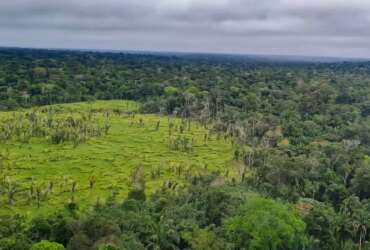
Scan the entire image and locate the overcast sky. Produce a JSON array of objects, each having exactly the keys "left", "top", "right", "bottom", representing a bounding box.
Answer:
[{"left": 1, "top": 0, "right": 370, "bottom": 58}]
